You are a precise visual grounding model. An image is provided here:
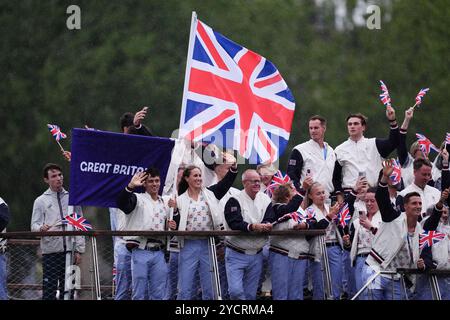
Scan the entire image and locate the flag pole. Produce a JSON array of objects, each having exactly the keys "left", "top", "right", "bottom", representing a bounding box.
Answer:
[
  {"left": 178, "top": 11, "right": 198, "bottom": 138},
  {"left": 56, "top": 140, "right": 65, "bottom": 152}
]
